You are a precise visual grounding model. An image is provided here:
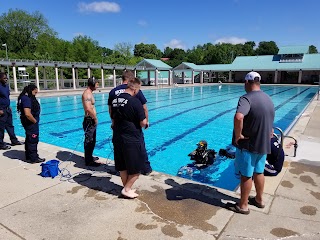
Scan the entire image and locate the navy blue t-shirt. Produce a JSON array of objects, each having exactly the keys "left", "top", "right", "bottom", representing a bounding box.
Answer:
[
  {"left": 19, "top": 95, "right": 40, "bottom": 122},
  {"left": 108, "top": 84, "right": 147, "bottom": 106},
  {"left": 111, "top": 92, "right": 146, "bottom": 142},
  {"left": 0, "top": 83, "right": 10, "bottom": 110},
  {"left": 267, "top": 136, "right": 285, "bottom": 172}
]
